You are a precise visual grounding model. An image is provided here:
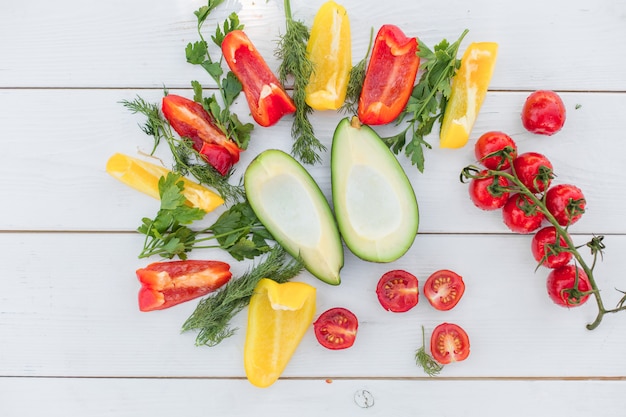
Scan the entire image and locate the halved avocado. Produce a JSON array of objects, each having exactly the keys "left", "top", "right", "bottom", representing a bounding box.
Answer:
[
  {"left": 331, "top": 117, "right": 419, "bottom": 262},
  {"left": 244, "top": 149, "right": 344, "bottom": 285}
]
